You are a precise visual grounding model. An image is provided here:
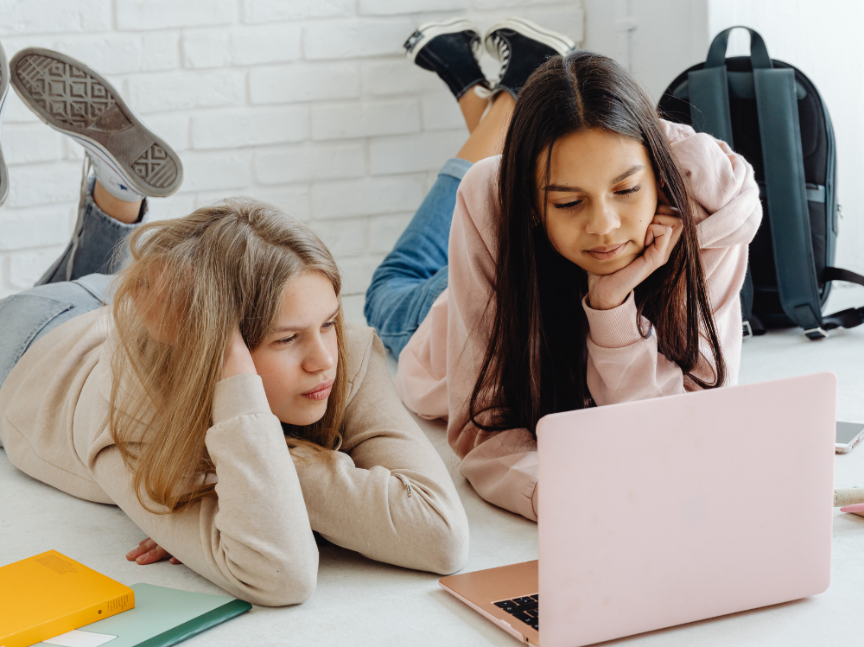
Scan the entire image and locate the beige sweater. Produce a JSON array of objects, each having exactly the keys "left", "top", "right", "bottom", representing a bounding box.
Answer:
[{"left": 0, "top": 308, "right": 469, "bottom": 606}]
